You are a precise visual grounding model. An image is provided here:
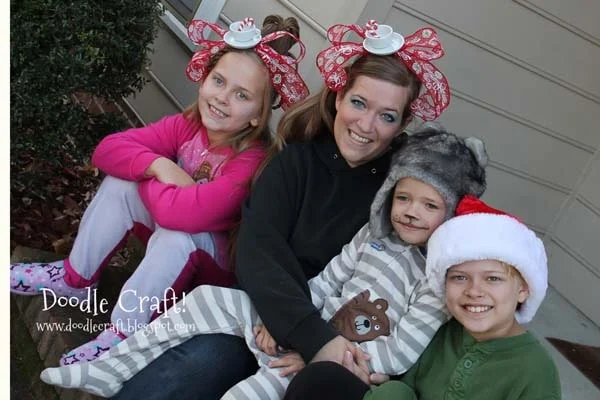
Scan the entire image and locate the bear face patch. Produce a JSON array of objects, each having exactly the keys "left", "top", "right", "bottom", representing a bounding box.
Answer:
[{"left": 329, "top": 290, "right": 390, "bottom": 343}]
